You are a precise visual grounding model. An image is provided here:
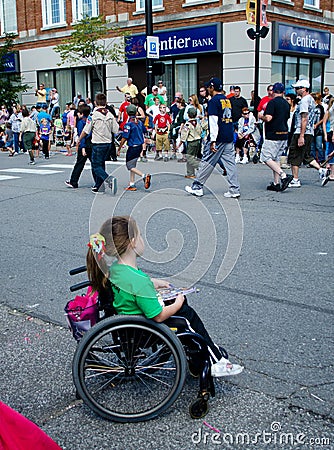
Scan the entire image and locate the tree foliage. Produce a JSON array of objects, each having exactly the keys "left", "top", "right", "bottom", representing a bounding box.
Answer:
[
  {"left": 54, "top": 15, "right": 128, "bottom": 92},
  {"left": 0, "top": 33, "right": 29, "bottom": 106}
]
